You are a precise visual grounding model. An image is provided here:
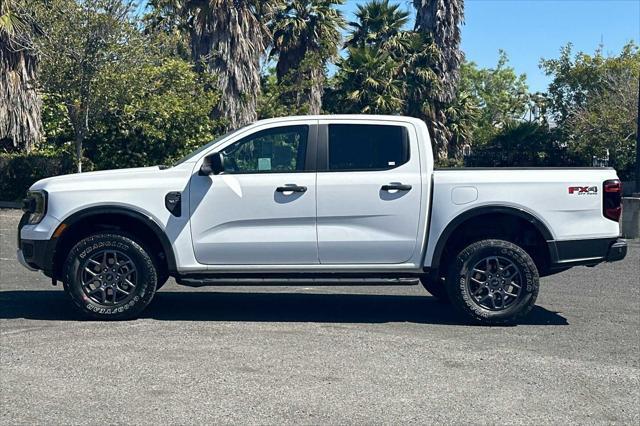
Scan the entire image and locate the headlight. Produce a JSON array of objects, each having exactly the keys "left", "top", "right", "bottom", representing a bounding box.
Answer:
[{"left": 22, "top": 190, "right": 47, "bottom": 225}]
